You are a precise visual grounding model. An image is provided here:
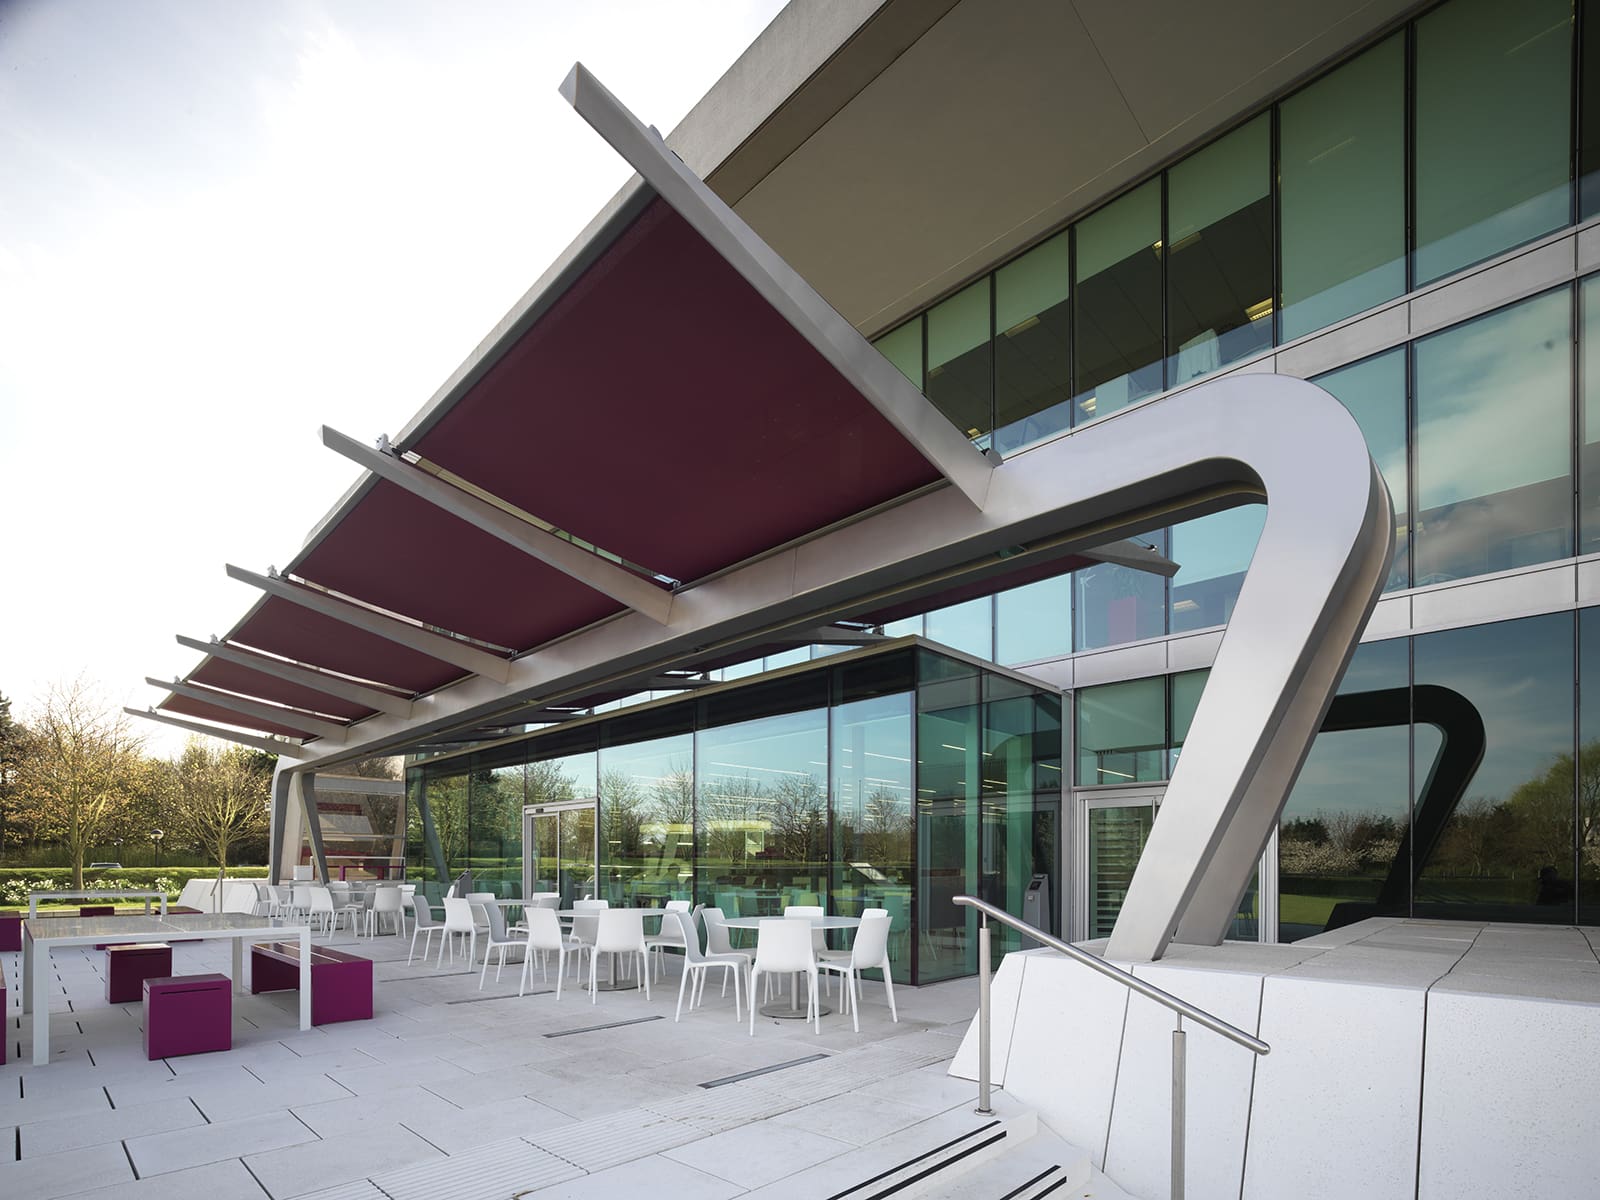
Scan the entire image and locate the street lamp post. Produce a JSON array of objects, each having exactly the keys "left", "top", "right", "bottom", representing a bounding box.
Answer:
[{"left": 151, "top": 828, "right": 164, "bottom": 868}]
